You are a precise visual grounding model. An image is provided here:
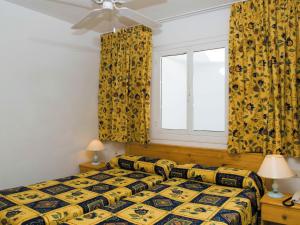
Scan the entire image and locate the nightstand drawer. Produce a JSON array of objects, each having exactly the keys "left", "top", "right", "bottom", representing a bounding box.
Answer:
[{"left": 262, "top": 204, "right": 300, "bottom": 225}]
